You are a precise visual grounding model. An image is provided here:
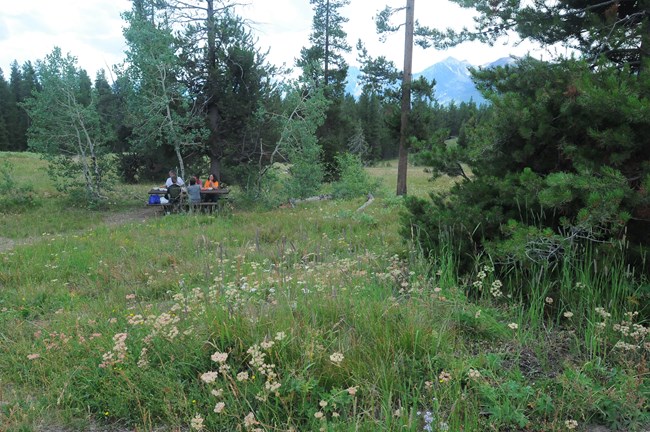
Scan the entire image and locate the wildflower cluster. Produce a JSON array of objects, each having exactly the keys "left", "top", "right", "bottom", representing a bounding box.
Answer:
[
  {"left": 196, "top": 334, "right": 286, "bottom": 430},
  {"left": 375, "top": 254, "right": 419, "bottom": 295},
  {"left": 329, "top": 352, "right": 344, "bottom": 365},
  {"left": 565, "top": 419, "right": 578, "bottom": 429},
  {"left": 472, "top": 265, "right": 505, "bottom": 299},
  {"left": 222, "top": 275, "right": 272, "bottom": 311},
  {"left": 99, "top": 333, "right": 127, "bottom": 368},
  {"left": 593, "top": 306, "right": 612, "bottom": 330},
  {"left": 438, "top": 371, "right": 451, "bottom": 383},
  {"left": 247, "top": 340, "right": 282, "bottom": 401},
  {"left": 490, "top": 279, "right": 503, "bottom": 298},
  {"left": 612, "top": 311, "right": 649, "bottom": 353},
  {"left": 190, "top": 413, "right": 204, "bottom": 430},
  {"left": 41, "top": 331, "right": 73, "bottom": 351},
  {"left": 417, "top": 398, "right": 448, "bottom": 432}
]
